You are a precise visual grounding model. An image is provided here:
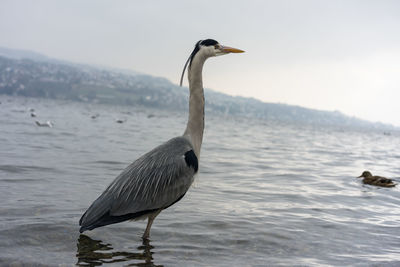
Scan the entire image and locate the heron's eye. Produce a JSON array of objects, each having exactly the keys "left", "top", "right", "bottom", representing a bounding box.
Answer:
[{"left": 214, "top": 45, "right": 219, "bottom": 49}]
